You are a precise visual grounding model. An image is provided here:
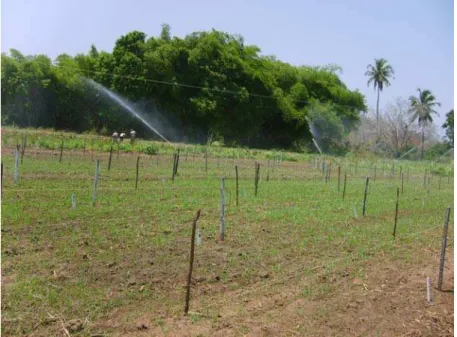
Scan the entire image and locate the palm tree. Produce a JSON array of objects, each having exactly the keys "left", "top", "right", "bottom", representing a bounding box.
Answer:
[
  {"left": 365, "top": 58, "right": 395, "bottom": 122},
  {"left": 408, "top": 88, "right": 441, "bottom": 160}
]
